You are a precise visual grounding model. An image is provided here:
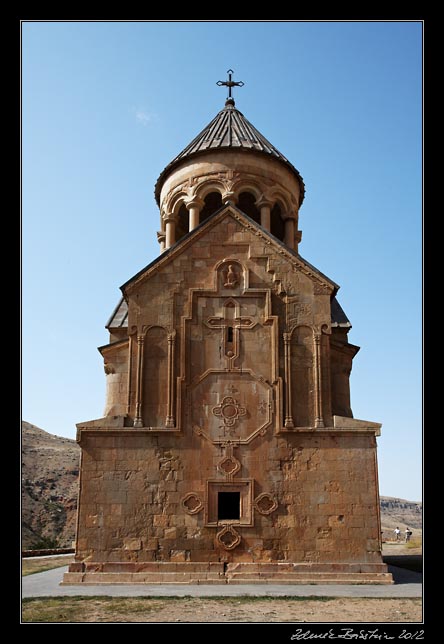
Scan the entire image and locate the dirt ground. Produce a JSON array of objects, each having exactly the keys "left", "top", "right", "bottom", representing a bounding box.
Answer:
[
  {"left": 22, "top": 596, "right": 422, "bottom": 623},
  {"left": 22, "top": 544, "right": 422, "bottom": 623}
]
